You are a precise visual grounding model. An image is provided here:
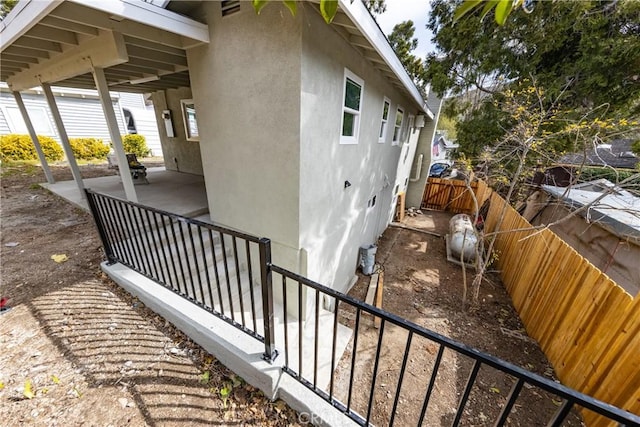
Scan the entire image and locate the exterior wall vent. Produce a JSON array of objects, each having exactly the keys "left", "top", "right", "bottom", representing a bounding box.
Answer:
[{"left": 221, "top": 1, "right": 240, "bottom": 16}]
